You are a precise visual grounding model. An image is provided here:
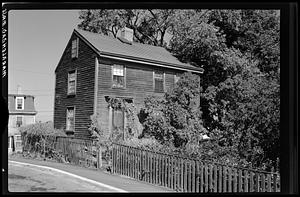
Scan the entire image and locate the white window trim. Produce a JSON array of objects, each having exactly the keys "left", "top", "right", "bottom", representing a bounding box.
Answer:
[
  {"left": 15, "top": 97, "right": 24, "bottom": 110},
  {"left": 112, "top": 64, "right": 126, "bottom": 88},
  {"left": 66, "top": 106, "right": 75, "bottom": 131},
  {"left": 67, "top": 70, "right": 77, "bottom": 95}
]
